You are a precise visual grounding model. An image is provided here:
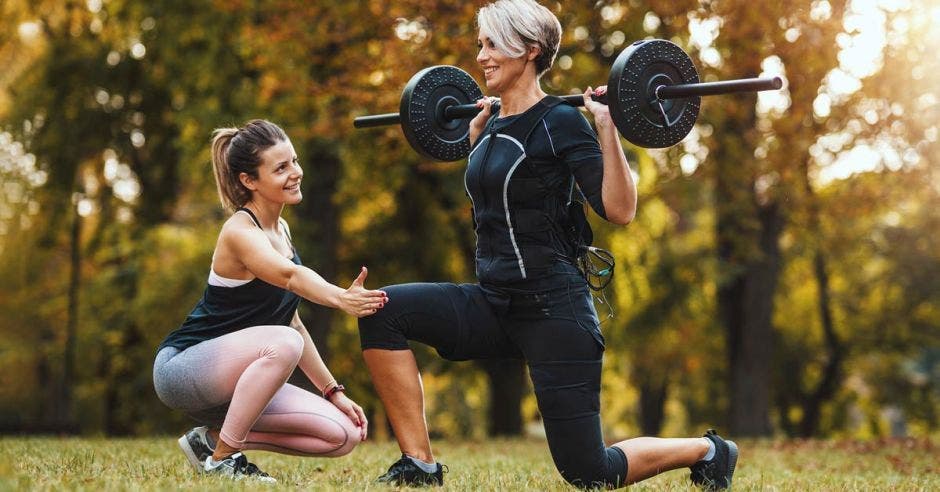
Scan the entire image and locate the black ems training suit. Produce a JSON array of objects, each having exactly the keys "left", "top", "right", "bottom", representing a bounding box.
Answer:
[{"left": 360, "top": 96, "right": 628, "bottom": 488}]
